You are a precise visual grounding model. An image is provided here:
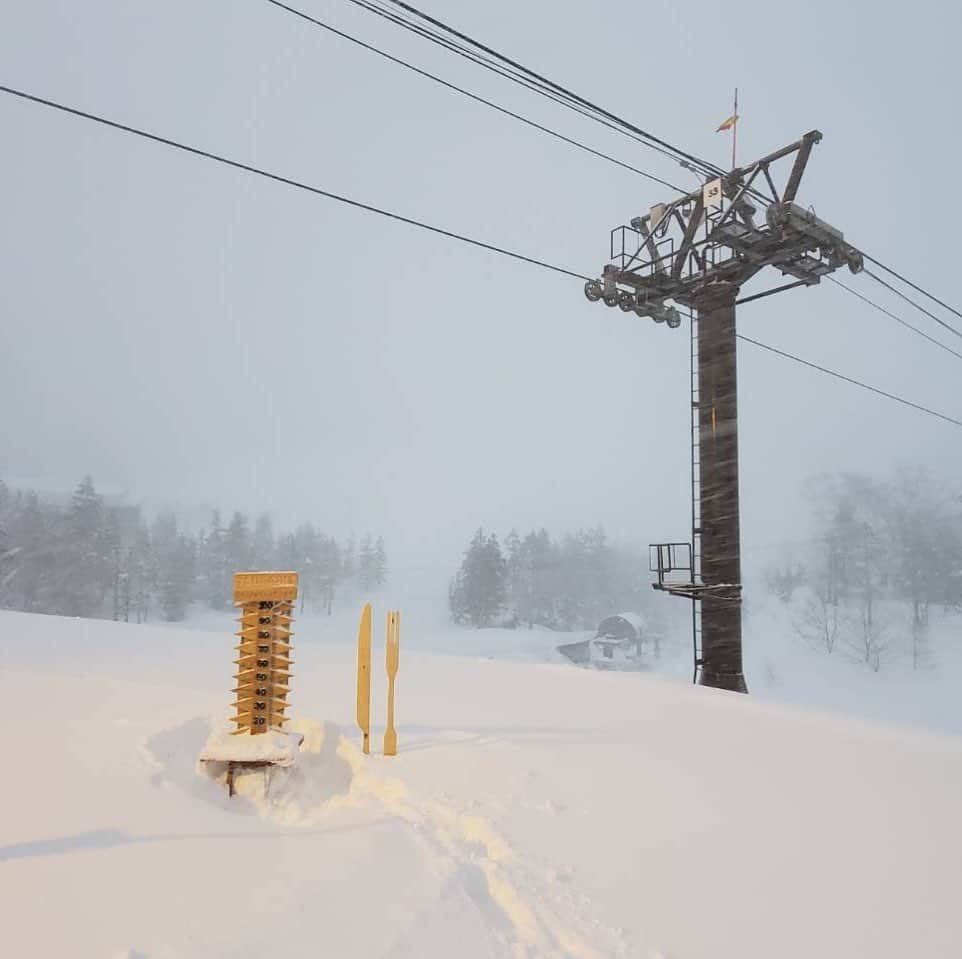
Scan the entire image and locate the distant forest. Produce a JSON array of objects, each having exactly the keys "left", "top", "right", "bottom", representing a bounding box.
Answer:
[
  {"left": 449, "top": 526, "right": 650, "bottom": 631},
  {"left": 766, "top": 469, "right": 962, "bottom": 670},
  {"left": 0, "top": 476, "right": 387, "bottom": 623}
]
